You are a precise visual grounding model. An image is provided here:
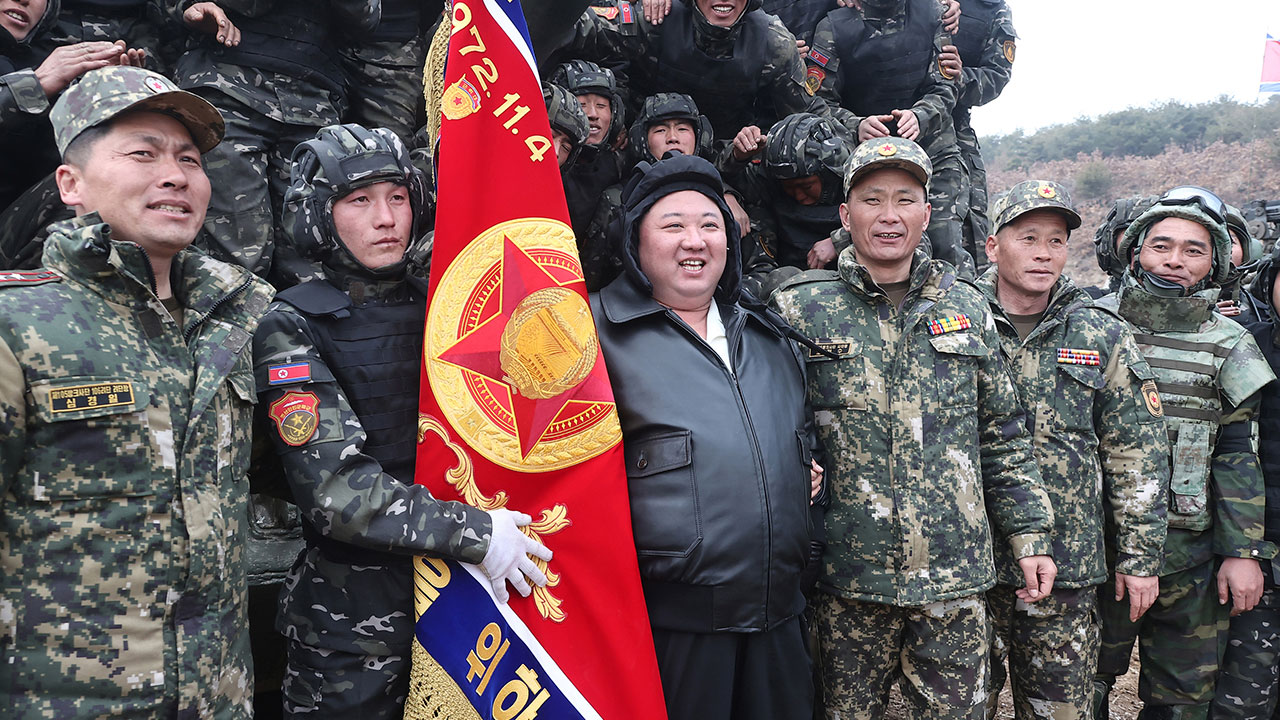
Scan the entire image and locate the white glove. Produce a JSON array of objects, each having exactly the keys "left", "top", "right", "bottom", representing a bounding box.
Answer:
[{"left": 478, "top": 508, "right": 553, "bottom": 603}]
